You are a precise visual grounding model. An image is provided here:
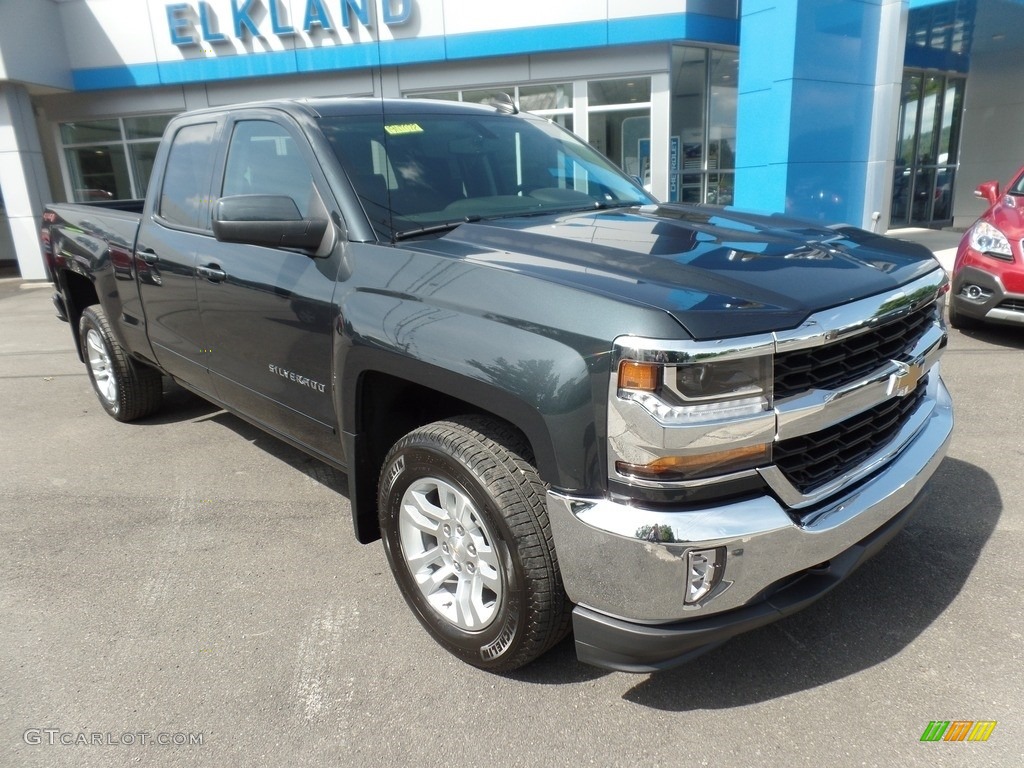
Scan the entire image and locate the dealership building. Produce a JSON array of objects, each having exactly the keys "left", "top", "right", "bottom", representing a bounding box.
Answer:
[{"left": 0, "top": 0, "right": 1017, "bottom": 280}]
